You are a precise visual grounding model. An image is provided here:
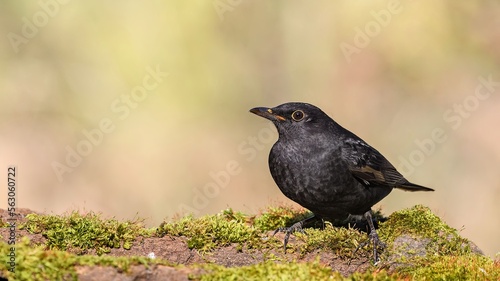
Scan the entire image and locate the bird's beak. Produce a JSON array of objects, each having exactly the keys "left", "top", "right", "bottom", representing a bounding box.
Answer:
[{"left": 249, "top": 107, "right": 286, "bottom": 121}]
